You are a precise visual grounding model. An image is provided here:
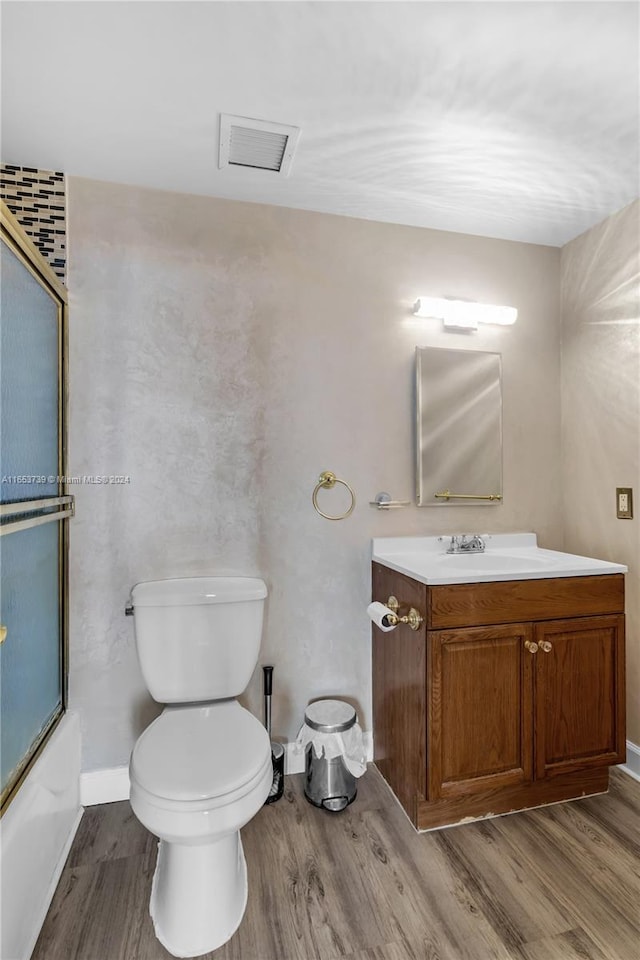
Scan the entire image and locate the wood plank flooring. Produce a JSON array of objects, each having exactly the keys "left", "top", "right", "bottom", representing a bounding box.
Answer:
[{"left": 32, "top": 767, "right": 640, "bottom": 960}]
